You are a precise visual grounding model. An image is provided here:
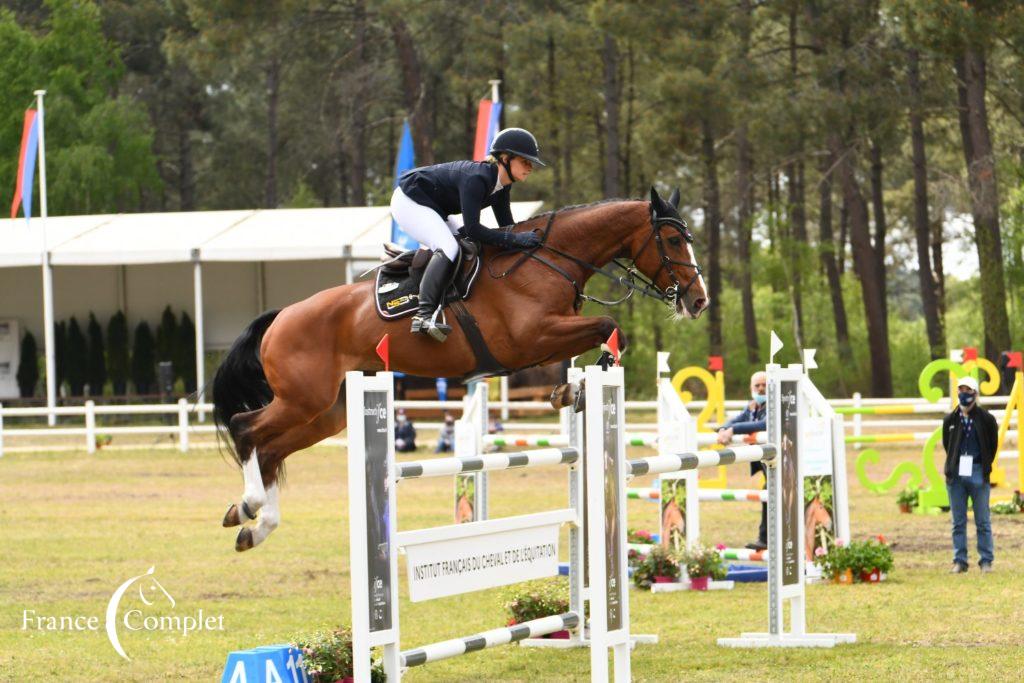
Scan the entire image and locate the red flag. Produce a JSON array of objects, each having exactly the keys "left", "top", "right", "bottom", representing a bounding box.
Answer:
[
  {"left": 963, "top": 347, "right": 978, "bottom": 362},
  {"left": 1008, "top": 352, "right": 1023, "bottom": 370},
  {"left": 707, "top": 356, "right": 724, "bottom": 372},
  {"left": 604, "top": 330, "right": 621, "bottom": 365},
  {"left": 375, "top": 334, "right": 390, "bottom": 371}
]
